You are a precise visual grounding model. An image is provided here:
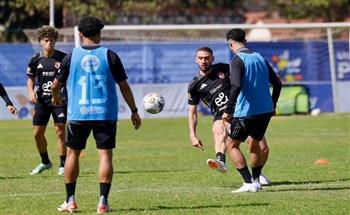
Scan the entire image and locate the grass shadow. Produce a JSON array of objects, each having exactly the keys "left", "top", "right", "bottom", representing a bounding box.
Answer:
[
  {"left": 271, "top": 178, "right": 350, "bottom": 186},
  {"left": 264, "top": 186, "right": 350, "bottom": 192},
  {"left": 117, "top": 202, "right": 269, "bottom": 212}
]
